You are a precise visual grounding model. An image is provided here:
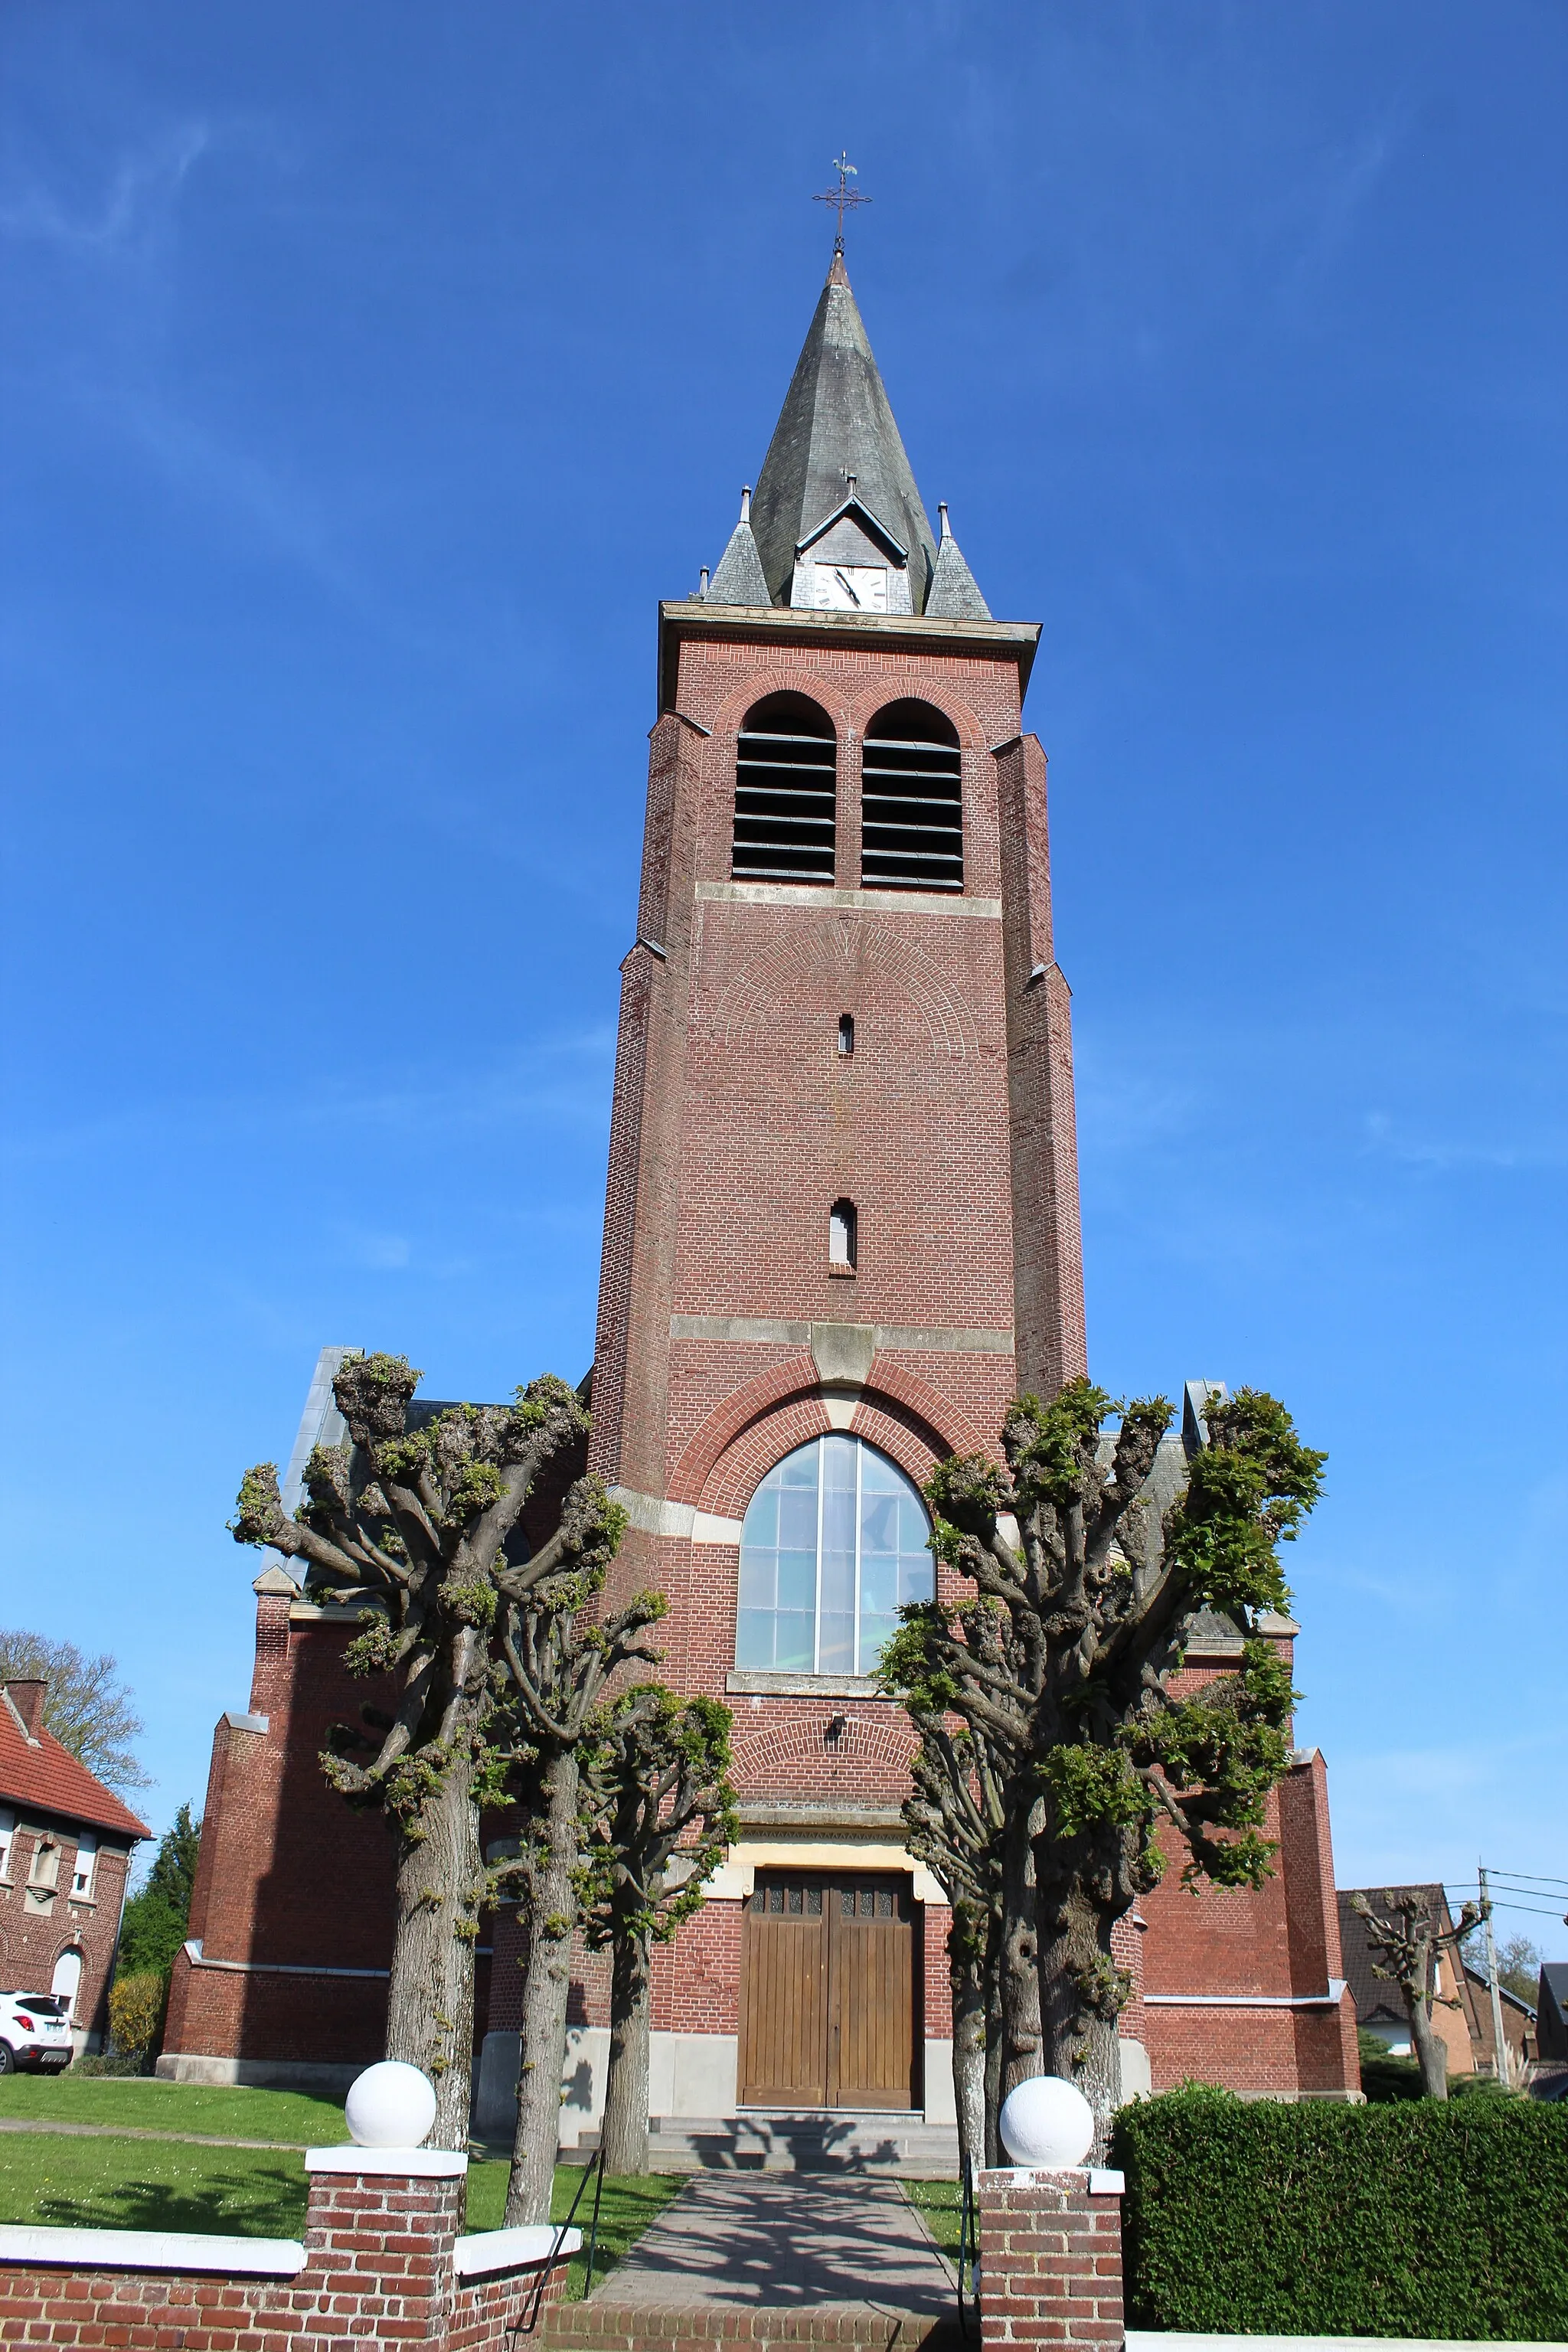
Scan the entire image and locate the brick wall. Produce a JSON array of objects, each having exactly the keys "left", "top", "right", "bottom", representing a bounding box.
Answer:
[
  {"left": 0, "top": 2151, "right": 573, "bottom": 2352},
  {"left": 977, "top": 2167, "right": 1124, "bottom": 2350},
  {"left": 0, "top": 1831, "right": 131, "bottom": 2051}
]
